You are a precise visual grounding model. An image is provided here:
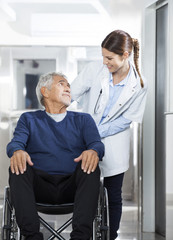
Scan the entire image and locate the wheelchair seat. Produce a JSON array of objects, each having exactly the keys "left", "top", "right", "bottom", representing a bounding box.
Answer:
[{"left": 36, "top": 202, "right": 74, "bottom": 215}]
